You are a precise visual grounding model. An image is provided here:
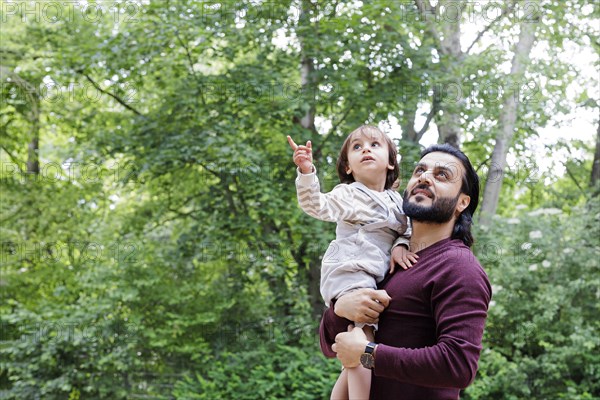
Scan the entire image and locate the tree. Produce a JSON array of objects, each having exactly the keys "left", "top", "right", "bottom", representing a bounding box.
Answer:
[{"left": 479, "top": 20, "right": 537, "bottom": 225}]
